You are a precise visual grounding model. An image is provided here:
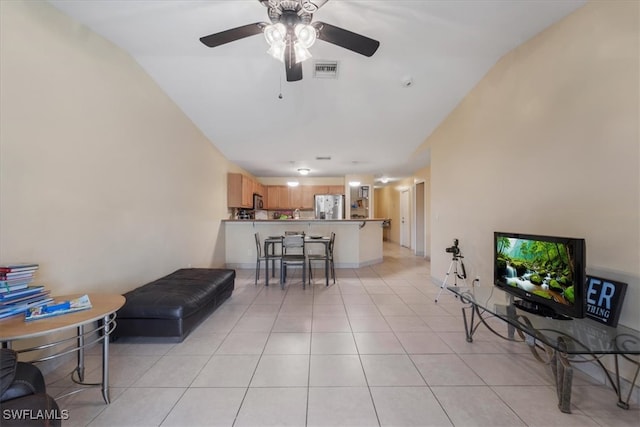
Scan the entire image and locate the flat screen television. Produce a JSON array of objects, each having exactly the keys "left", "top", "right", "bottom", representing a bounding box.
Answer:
[{"left": 494, "top": 232, "right": 586, "bottom": 320}]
